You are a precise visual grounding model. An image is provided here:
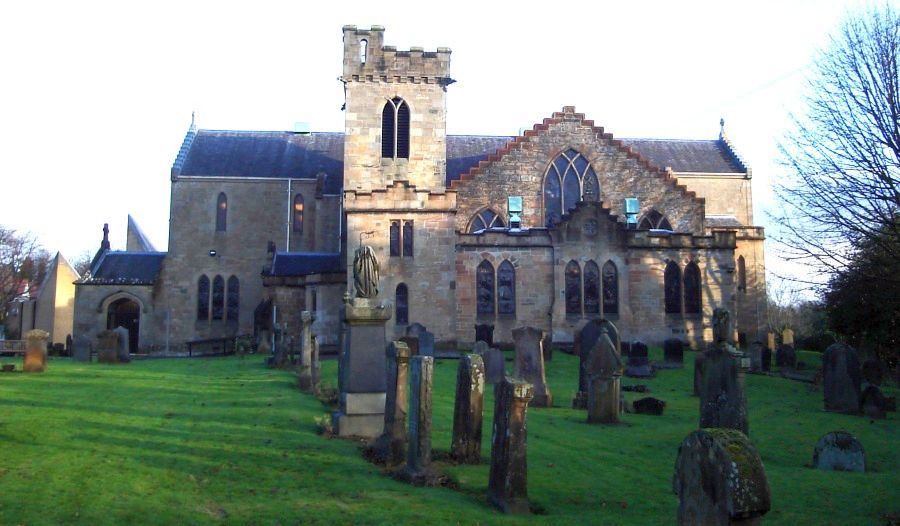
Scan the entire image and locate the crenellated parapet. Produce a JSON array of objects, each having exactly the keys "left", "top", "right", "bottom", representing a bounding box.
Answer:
[{"left": 342, "top": 25, "right": 452, "bottom": 85}]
